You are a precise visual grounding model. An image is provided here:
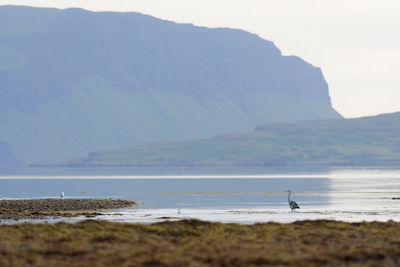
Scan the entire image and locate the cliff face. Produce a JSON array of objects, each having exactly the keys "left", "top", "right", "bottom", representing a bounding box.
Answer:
[
  {"left": 0, "top": 5, "right": 341, "bottom": 163},
  {"left": 0, "top": 141, "right": 21, "bottom": 170}
]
